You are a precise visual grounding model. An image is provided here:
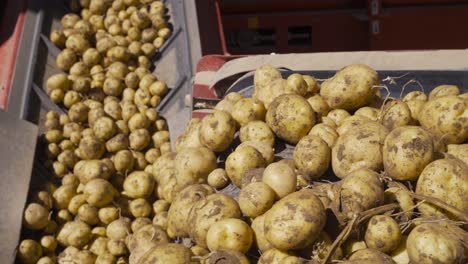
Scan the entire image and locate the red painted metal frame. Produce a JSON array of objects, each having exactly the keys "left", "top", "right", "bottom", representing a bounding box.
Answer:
[{"left": 0, "top": 0, "right": 27, "bottom": 110}]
